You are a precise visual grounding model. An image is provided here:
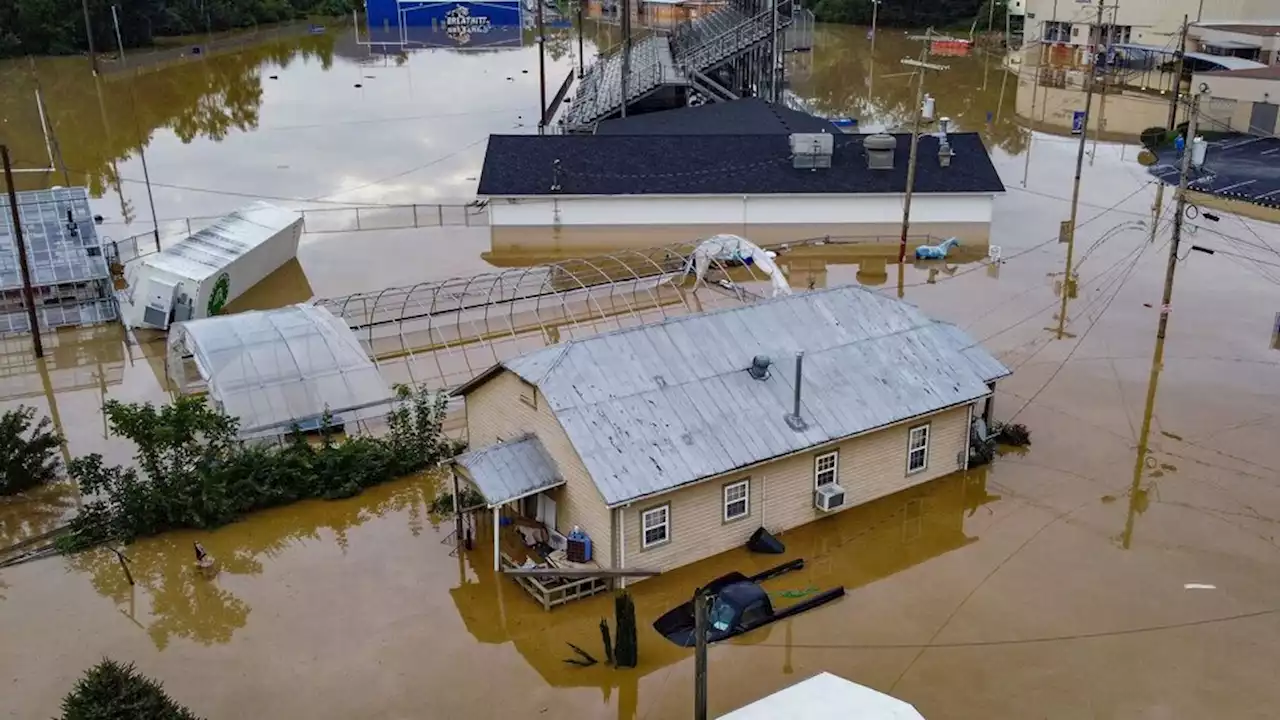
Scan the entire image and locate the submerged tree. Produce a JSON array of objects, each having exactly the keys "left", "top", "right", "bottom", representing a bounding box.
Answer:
[
  {"left": 60, "top": 658, "right": 202, "bottom": 720},
  {"left": 0, "top": 405, "right": 62, "bottom": 496},
  {"left": 614, "top": 590, "right": 638, "bottom": 668}
]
